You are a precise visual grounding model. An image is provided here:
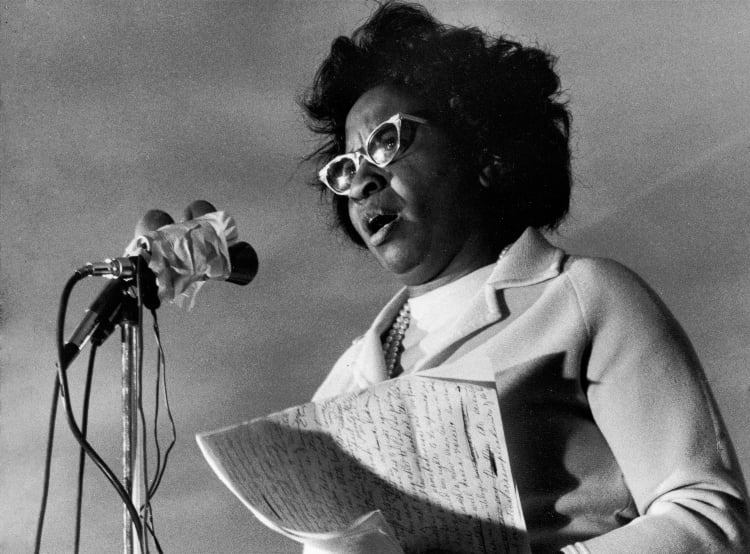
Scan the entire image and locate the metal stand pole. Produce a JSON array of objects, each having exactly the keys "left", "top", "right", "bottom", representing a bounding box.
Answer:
[{"left": 121, "top": 300, "right": 145, "bottom": 554}]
